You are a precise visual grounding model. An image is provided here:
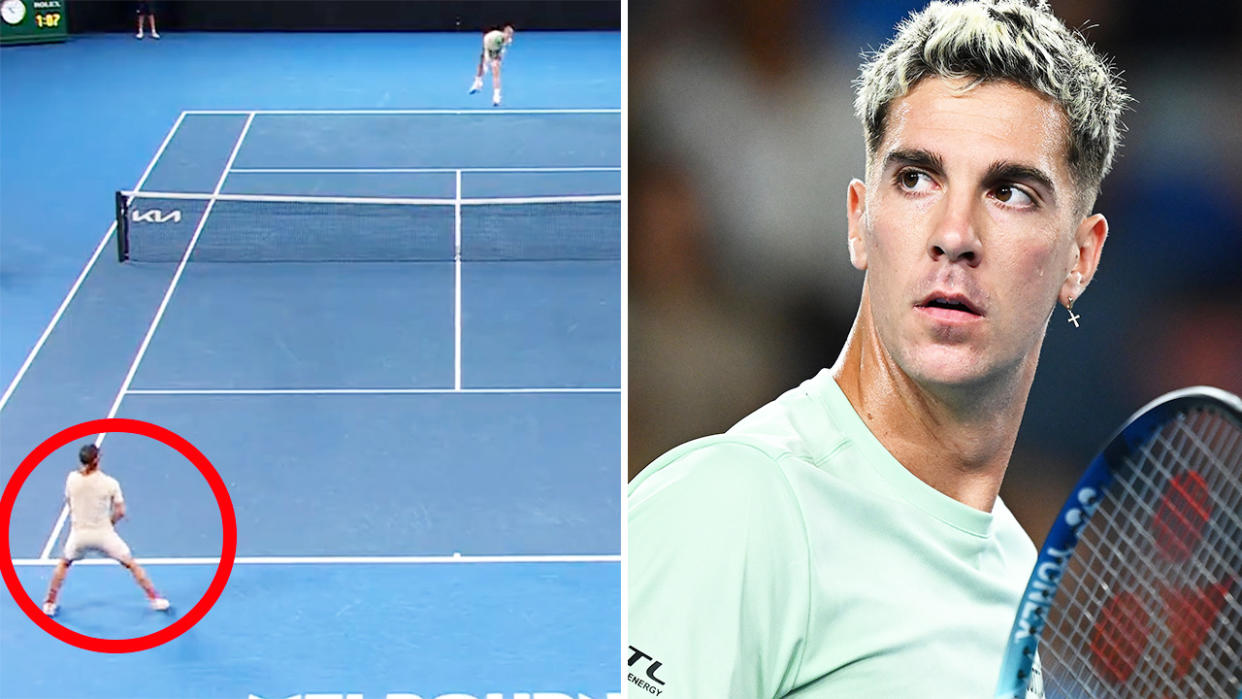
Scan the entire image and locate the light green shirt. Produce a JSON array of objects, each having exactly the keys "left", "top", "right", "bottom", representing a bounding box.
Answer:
[
  {"left": 483, "top": 30, "right": 507, "bottom": 55},
  {"left": 628, "top": 369, "right": 1037, "bottom": 698}
]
